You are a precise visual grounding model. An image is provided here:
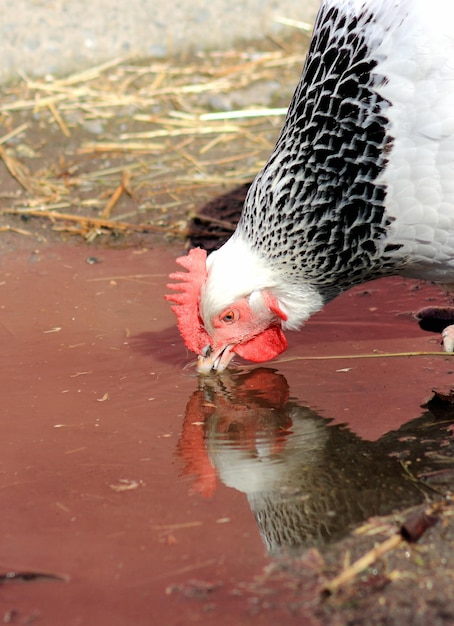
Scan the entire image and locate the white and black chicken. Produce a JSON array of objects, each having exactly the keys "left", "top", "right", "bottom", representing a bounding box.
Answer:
[{"left": 167, "top": 0, "right": 454, "bottom": 373}]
